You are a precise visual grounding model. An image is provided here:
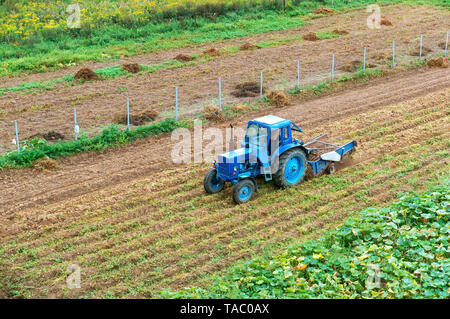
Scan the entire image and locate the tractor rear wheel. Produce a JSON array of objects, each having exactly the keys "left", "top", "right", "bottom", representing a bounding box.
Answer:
[
  {"left": 204, "top": 169, "right": 224, "bottom": 194},
  {"left": 233, "top": 179, "right": 255, "bottom": 204},
  {"left": 274, "top": 148, "right": 307, "bottom": 188}
]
